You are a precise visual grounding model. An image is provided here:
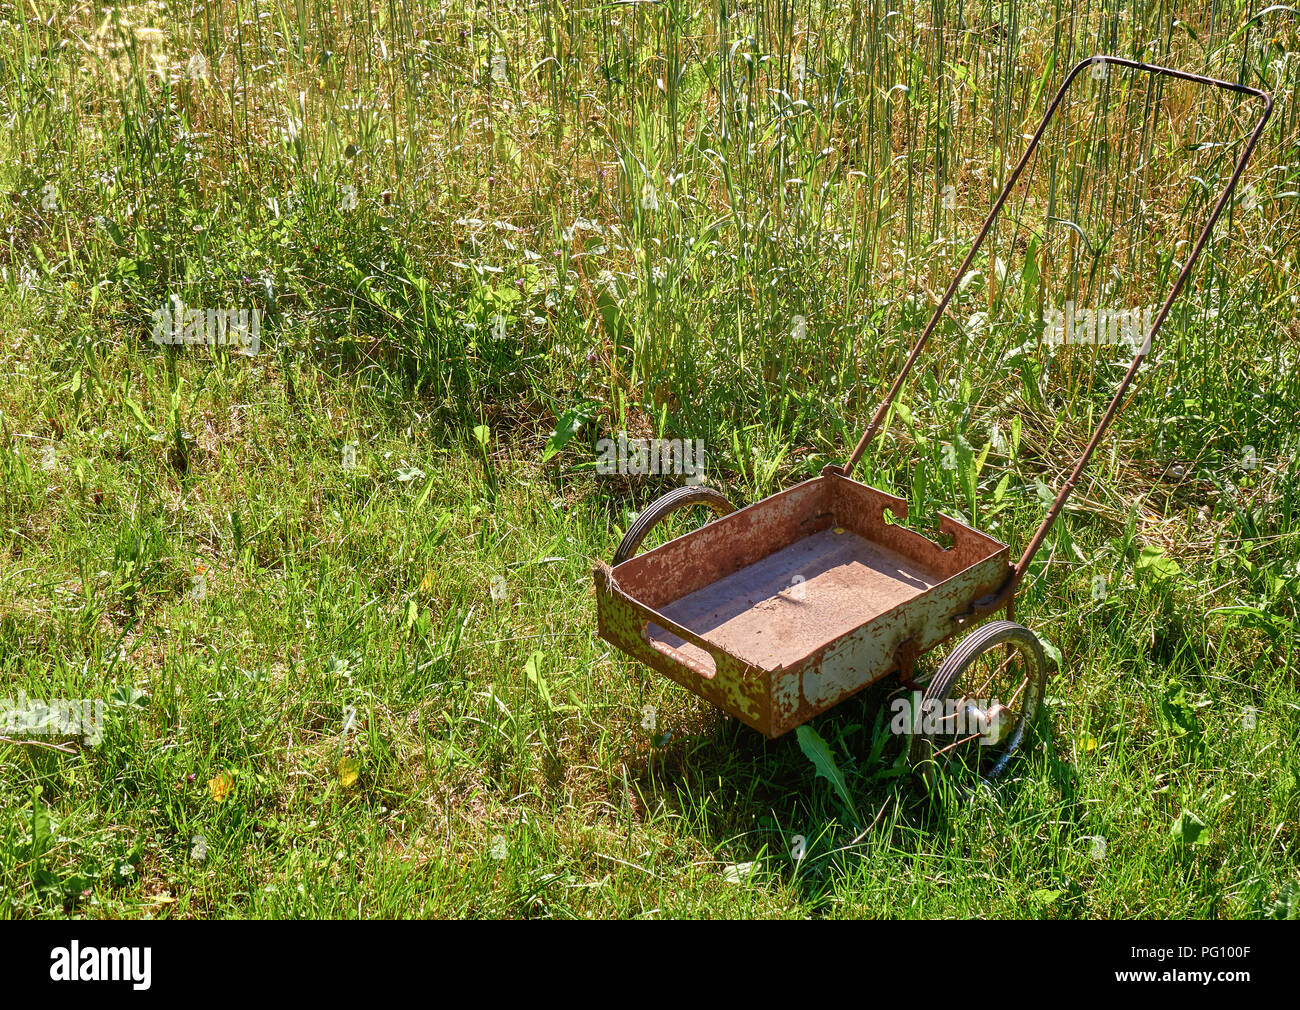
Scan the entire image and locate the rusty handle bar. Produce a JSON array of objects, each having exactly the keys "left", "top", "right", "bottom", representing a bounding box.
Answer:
[{"left": 844, "top": 55, "right": 1273, "bottom": 593}]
